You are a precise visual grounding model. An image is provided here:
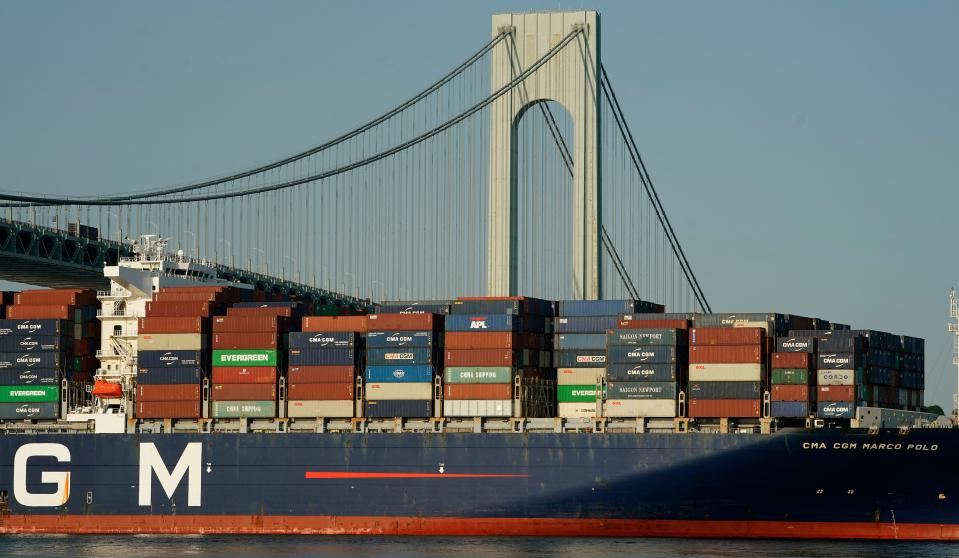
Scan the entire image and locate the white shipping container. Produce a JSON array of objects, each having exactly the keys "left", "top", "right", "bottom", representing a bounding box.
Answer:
[
  {"left": 605, "top": 398, "right": 676, "bottom": 418},
  {"left": 688, "top": 363, "right": 763, "bottom": 382},
  {"left": 817, "top": 369, "right": 855, "bottom": 386},
  {"left": 557, "top": 367, "right": 606, "bottom": 385},
  {"left": 443, "top": 399, "right": 512, "bottom": 417},
  {"left": 364, "top": 382, "right": 432, "bottom": 400},
  {"left": 287, "top": 400, "right": 354, "bottom": 418},
  {"left": 558, "top": 402, "right": 598, "bottom": 418},
  {"left": 137, "top": 333, "right": 208, "bottom": 351}
]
